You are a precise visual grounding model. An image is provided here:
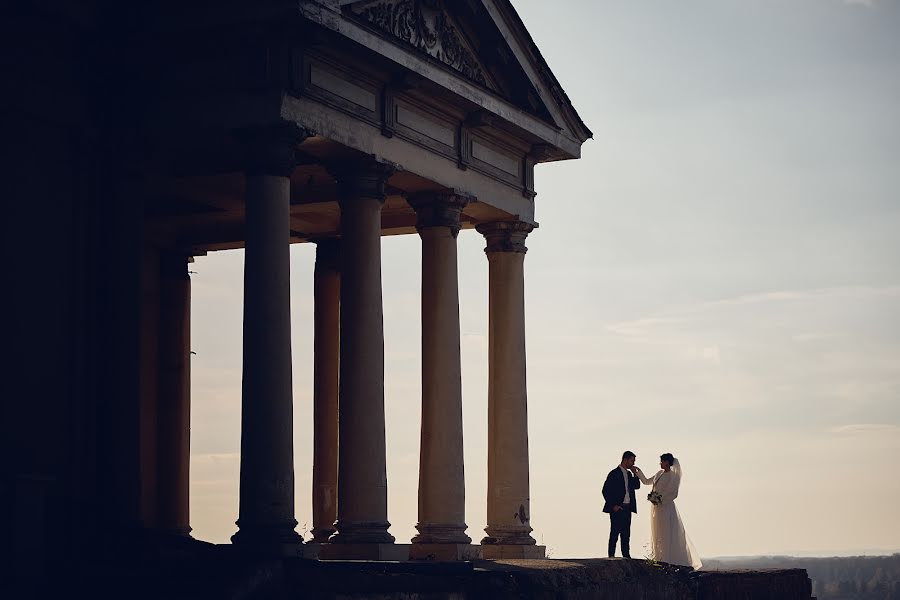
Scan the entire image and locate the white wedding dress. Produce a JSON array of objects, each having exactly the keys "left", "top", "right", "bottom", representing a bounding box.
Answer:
[{"left": 636, "top": 459, "right": 703, "bottom": 570}]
